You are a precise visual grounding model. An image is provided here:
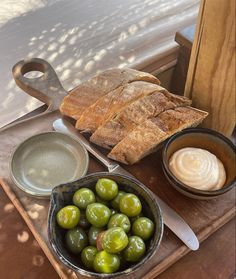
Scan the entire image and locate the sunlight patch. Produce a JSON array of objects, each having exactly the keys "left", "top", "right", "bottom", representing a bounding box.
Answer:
[
  {"left": 17, "top": 231, "right": 29, "bottom": 243},
  {"left": 4, "top": 203, "right": 14, "bottom": 213},
  {"left": 32, "top": 255, "right": 44, "bottom": 267}
]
